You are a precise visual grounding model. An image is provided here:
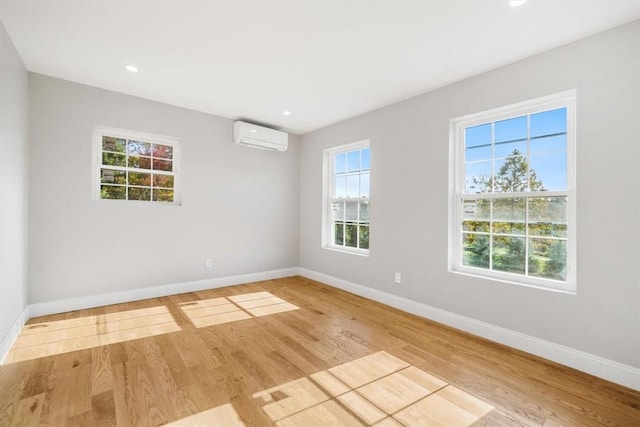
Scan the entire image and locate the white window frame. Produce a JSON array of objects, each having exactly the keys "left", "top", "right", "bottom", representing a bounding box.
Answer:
[
  {"left": 449, "top": 91, "right": 577, "bottom": 293},
  {"left": 322, "top": 140, "right": 371, "bottom": 256},
  {"left": 92, "top": 126, "right": 182, "bottom": 205}
]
